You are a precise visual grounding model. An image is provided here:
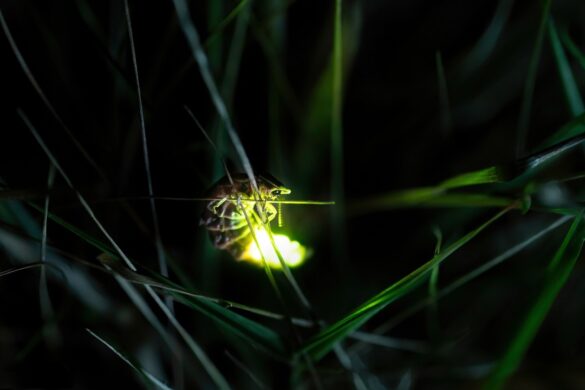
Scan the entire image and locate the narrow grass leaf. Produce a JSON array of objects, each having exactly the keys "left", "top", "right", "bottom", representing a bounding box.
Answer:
[
  {"left": 87, "top": 329, "right": 173, "bottom": 390},
  {"left": 348, "top": 215, "right": 573, "bottom": 358},
  {"left": 0, "top": 263, "right": 44, "bottom": 278},
  {"left": 548, "top": 18, "right": 585, "bottom": 117},
  {"left": 439, "top": 166, "right": 503, "bottom": 189},
  {"left": 330, "top": 0, "right": 346, "bottom": 265},
  {"left": 124, "top": 0, "right": 169, "bottom": 279},
  {"left": 561, "top": 29, "right": 585, "bottom": 72},
  {"left": 205, "top": 0, "right": 250, "bottom": 48},
  {"left": 485, "top": 212, "right": 585, "bottom": 389},
  {"left": 99, "top": 253, "right": 286, "bottom": 357},
  {"left": 352, "top": 188, "right": 512, "bottom": 214},
  {"left": 516, "top": 0, "right": 552, "bottom": 157},
  {"left": 39, "top": 164, "right": 61, "bottom": 346},
  {"left": 172, "top": 0, "right": 258, "bottom": 193},
  {"left": 301, "top": 207, "right": 510, "bottom": 361},
  {"left": 539, "top": 111, "right": 585, "bottom": 150},
  {"left": 20, "top": 110, "right": 230, "bottom": 389}
]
